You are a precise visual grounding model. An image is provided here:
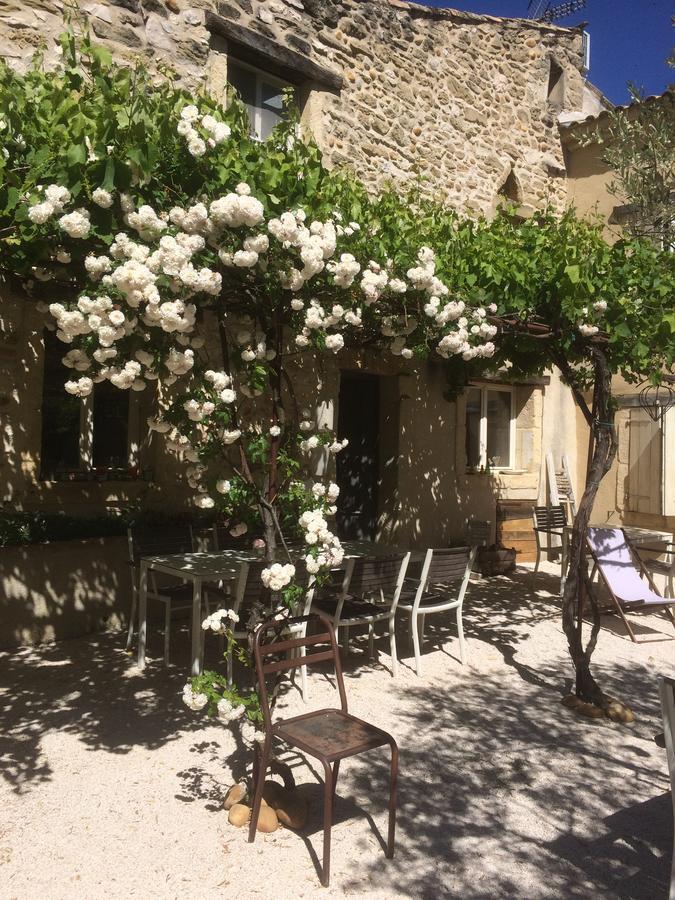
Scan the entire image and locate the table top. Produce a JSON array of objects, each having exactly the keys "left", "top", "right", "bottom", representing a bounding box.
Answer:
[{"left": 141, "top": 550, "right": 259, "bottom": 579}]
